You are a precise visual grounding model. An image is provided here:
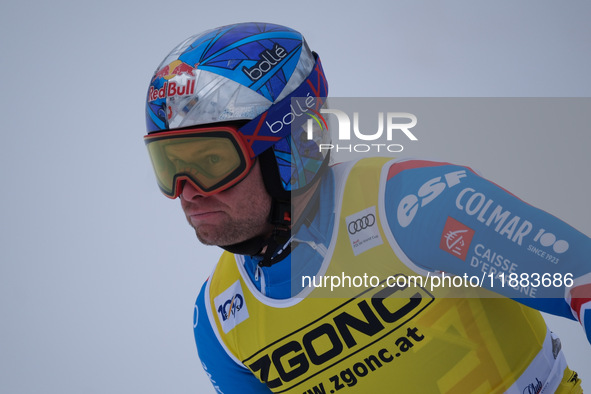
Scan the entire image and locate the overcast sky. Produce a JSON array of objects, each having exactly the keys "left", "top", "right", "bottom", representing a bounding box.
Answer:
[{"left": 1, "top": 1, "right": 590, "bottom": 393}]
